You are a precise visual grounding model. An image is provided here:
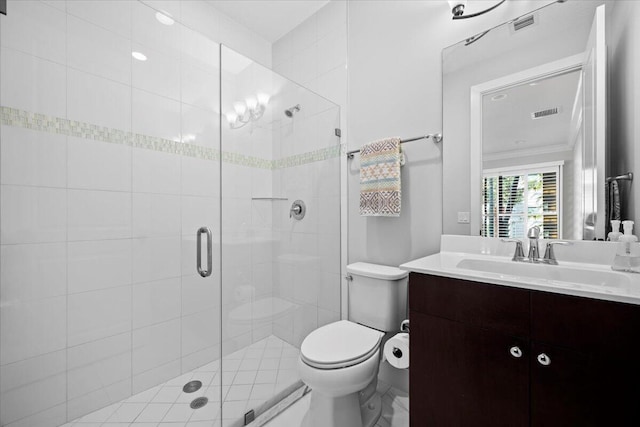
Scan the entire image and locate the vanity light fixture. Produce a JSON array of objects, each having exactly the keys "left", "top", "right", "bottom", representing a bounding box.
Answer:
[
  {"left": 225, "top": 93, "right": 270, "bottom": 129},
  {"left": 448, "top": 0, "right": 507, "bottom": 20}
]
